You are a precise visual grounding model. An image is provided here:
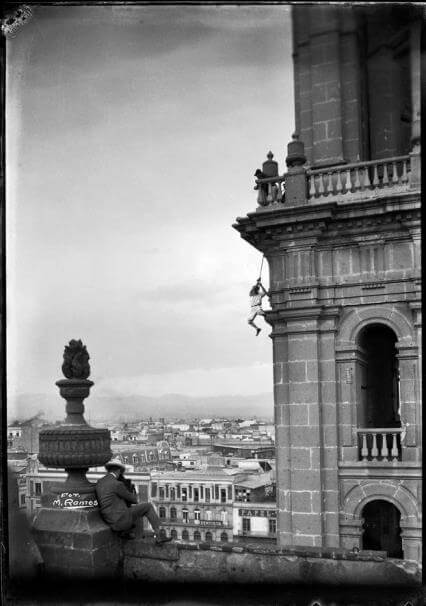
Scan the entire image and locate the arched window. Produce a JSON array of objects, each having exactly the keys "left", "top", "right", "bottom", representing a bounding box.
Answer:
[
  {"left": 182, "top": 529, "right": 189, "bottom": 541},
  {"left": 194, "top": 508, "right": 201, "bottom": 521},
  {"left": 170, "top": 507, "right": 177, "bottom": 520},
  {"left": 182, "top": 508, "right": 189, "bottom": 523},
  {"left": 356, "top": 324, "right": 402, "bottom": 461},
  {"left": 132, "top": 455, "right": 138, "bottom": 465},
  {"left": 193, "top": 530, "right": 201, "bottom": 541},
  {"left": 220, "top": 532, "right": 228, "bottom": 542},
  {"left": 358, "top": 325, "right": 400, "bottom": 428},
  {"left": 159, "top": 506, "right": 166, "bottom": 519},
  {"left": 362, "top": 500, "right": 402, "bottom": 558},
  {"left": 170, "top": 529, "right": 177, "bottom": 539},
  {"left": 205, "top": 531, "right": 213, "bottom": 542}
]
